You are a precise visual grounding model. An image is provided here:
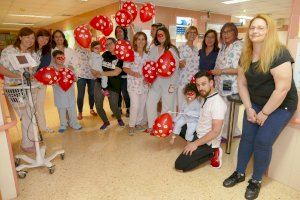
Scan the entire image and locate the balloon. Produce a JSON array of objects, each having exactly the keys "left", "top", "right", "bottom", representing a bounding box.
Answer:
[
  {"left": 58, "top": 68, "right": 75, "bottom": 91},
  {"left": 156, "top": 50, "right": 176, "bottom": 77},
  {"left": 115, "top": 9, "right": 133, "bottom": 27},
  {"left": 0, "top": 74, "right": 4, "bottom": 80},
  {"left": 122, "top": 1, "right": 138, "bottom": 21},
  {"left": 152, "top": 113, "right": 173, "bottom": 138},
  {"left": 114, "top": 39, "right": 134, "bottom": 62},
  {"left": 142, "top": 61, "right": 157, "bottom": 84},
  {"left": 99, "top": 37, "right": 106, "bottom": 52},
  {"left": 74, "top": 25, "right": 92, "bottom": 48},
  {"left": 190, "top": 76, "right": 196, "bottom": 84},
  {"left": 140, "top": 3, "right": 155, "bottom": 22},
  {"left": 34, "top": 67, "right": 59, "bottom": 85},
  {"left": 89, "top": 15, "right": 113, "bottom": 36}
]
